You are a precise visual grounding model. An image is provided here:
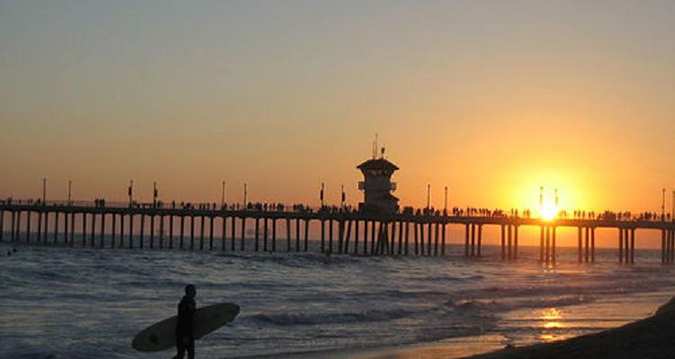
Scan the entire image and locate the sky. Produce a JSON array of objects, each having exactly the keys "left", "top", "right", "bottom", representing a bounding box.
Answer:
[{"left": 1, "top": 0, "right": 674, "bottom": 216}]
